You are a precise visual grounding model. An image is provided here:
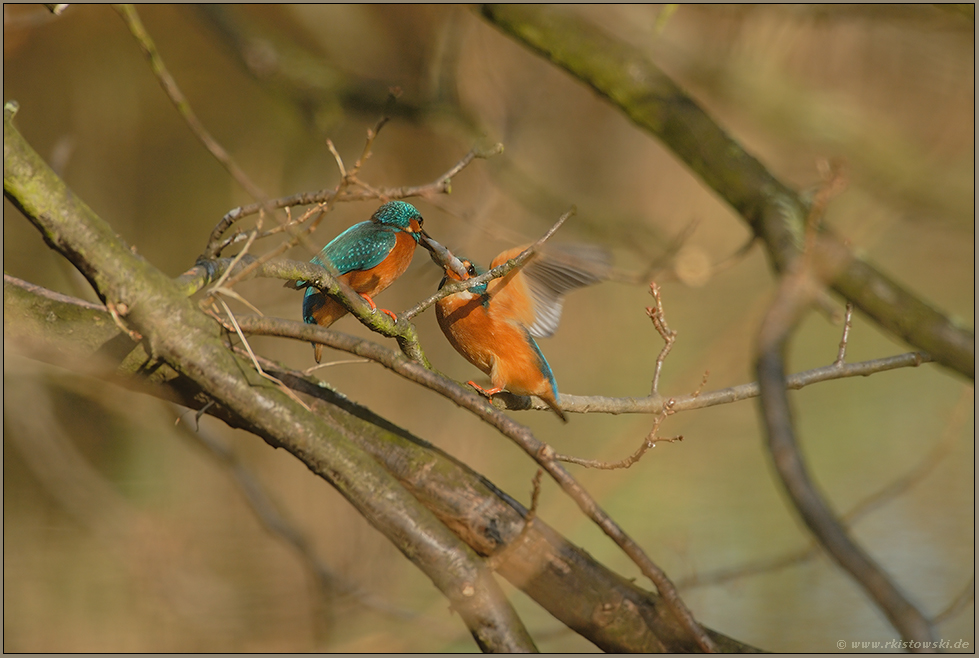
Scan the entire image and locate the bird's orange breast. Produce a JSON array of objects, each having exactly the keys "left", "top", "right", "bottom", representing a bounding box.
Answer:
[
  {"left": 436, "top": 289, "right": 554, "bottom": 400},
  {"left": 343, "top": 229, "right": 418, "bottom": 296},
  {"left": 309, "top": 230, "right": 418, "bottom": 328}
]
